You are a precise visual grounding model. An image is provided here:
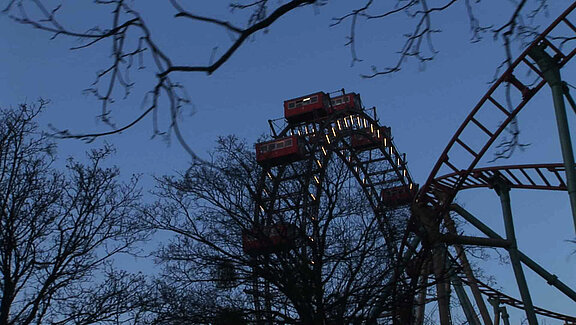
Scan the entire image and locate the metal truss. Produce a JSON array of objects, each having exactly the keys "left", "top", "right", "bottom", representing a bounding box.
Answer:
[
  {"left": 250, "top": 105, "right": 416, "bottom": 323},
  {"left": 435, "top": 163, "right": 572, "bottom": 191},
  {"left": 420, "top": 2, "right": 576, "bottom": 208},
  {"left": 249, "top": 4, "right": 576, "bottom": 324},
  {"left": 407, "top": 2, "right": 576, "bottom": 325}
]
